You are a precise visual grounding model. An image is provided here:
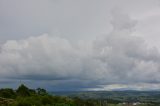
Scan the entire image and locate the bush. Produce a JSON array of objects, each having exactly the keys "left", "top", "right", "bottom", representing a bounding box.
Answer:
[{"left": 41, "top": 96, "right": 53, "bottom": 105}]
